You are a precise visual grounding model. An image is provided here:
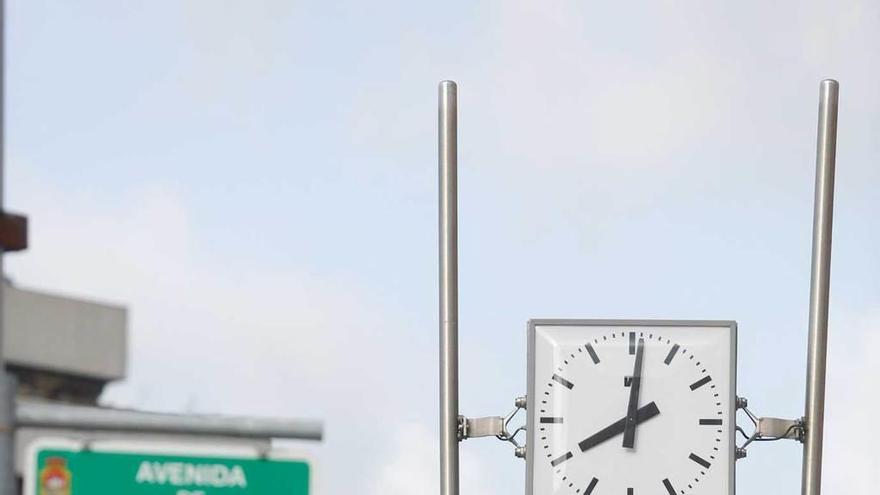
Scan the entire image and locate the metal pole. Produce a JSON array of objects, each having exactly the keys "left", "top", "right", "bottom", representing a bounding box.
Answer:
[
  {"left": 438, "top": 80, "right": 460, "bottom": 495},
  {"left": 802, "top": 79, "right": 839, "bottom": 495},
  {"left": 0, "top": 0, "right": 16, "bottom": 491}
]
